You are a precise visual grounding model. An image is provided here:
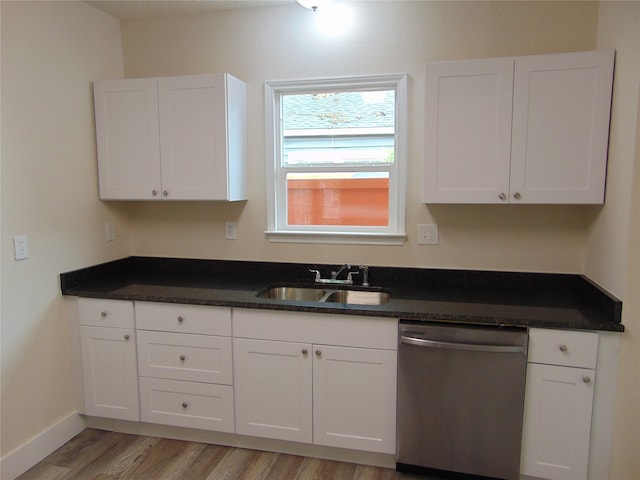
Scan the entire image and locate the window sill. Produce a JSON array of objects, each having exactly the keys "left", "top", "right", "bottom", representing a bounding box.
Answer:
[{"left": 265, "top": 230, "right": 407, "bottom": 246}]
